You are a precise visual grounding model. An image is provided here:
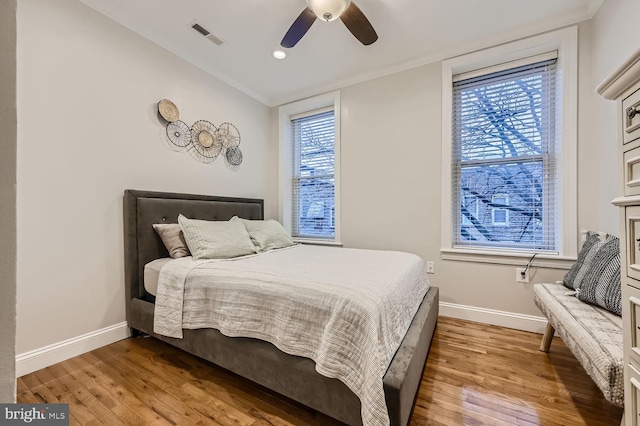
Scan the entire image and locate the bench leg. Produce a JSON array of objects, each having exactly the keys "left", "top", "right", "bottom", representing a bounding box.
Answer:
[{"left": 540, "top": 322, "right": 555, "bottom": 352}]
